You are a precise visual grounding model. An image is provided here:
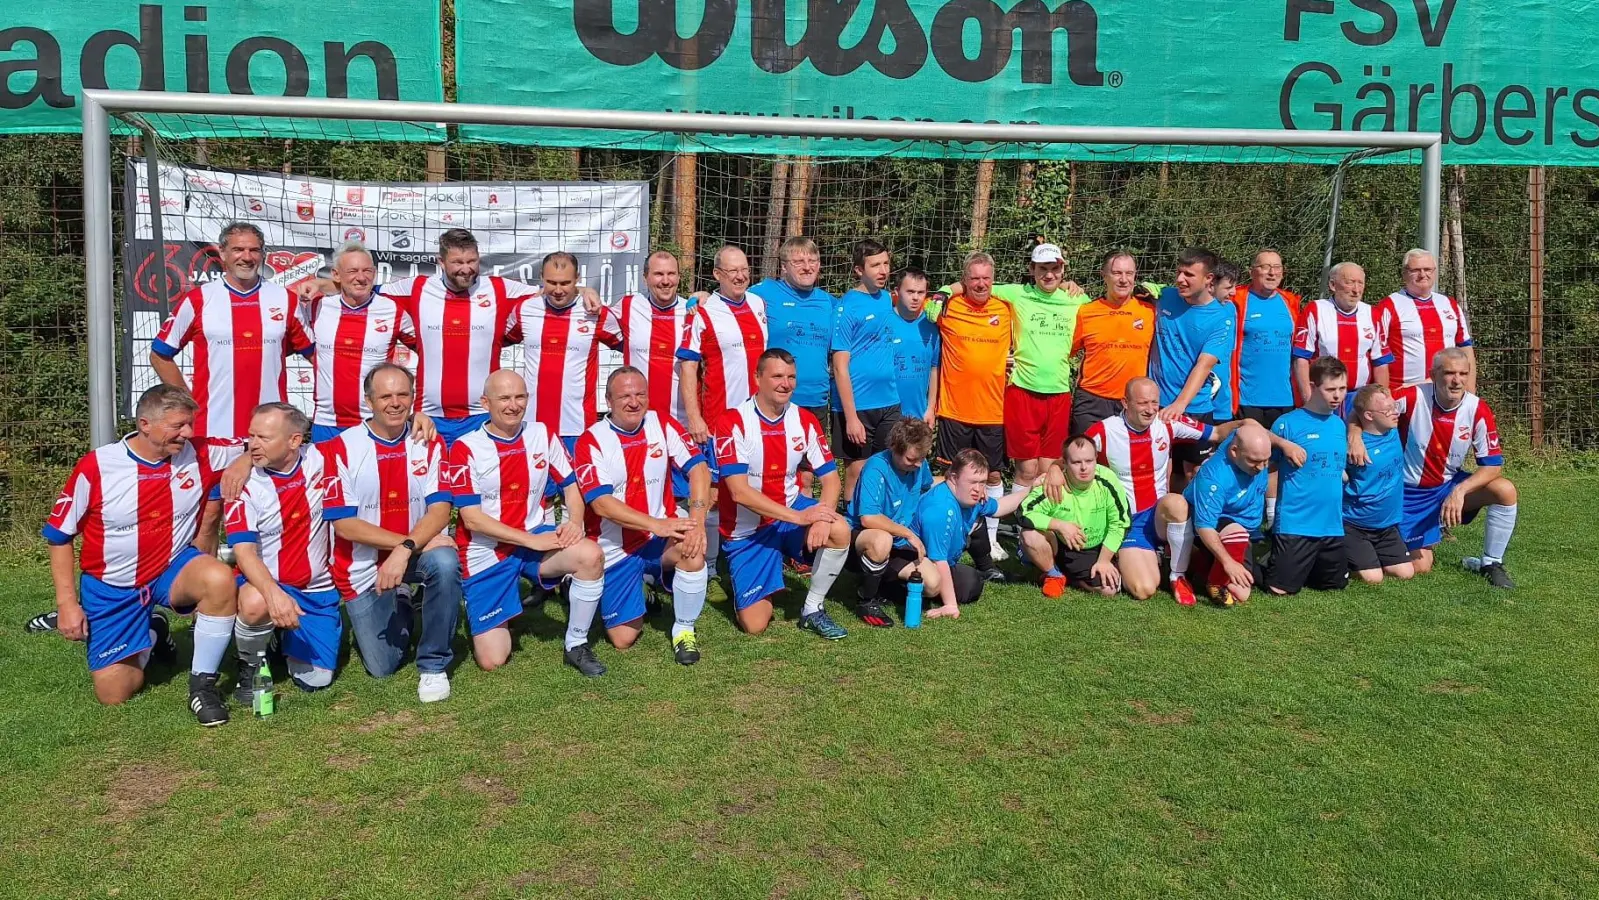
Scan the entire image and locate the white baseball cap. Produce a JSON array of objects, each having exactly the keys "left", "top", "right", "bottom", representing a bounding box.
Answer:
[{"left": 1031, "top": 243, "right": 1065, "bottom": 264}]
